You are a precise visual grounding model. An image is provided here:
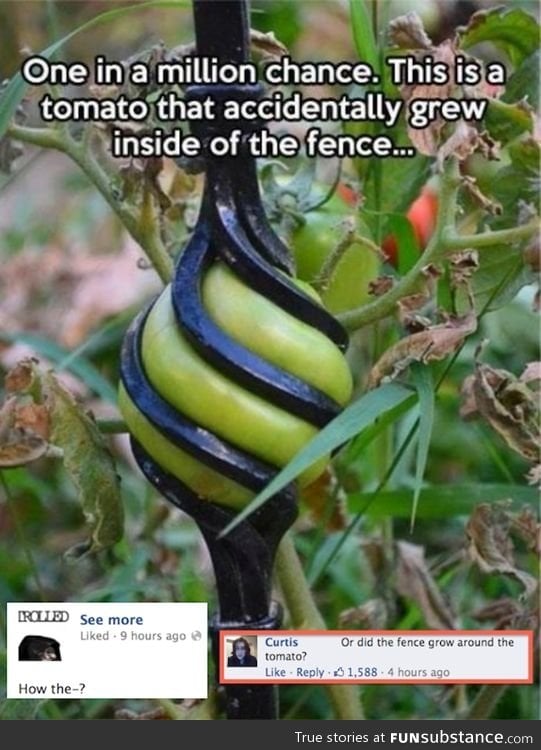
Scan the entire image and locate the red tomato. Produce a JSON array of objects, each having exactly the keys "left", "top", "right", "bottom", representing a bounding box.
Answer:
[{"left": 382, "top": 187, "right": 438, "bottom": 267}]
